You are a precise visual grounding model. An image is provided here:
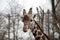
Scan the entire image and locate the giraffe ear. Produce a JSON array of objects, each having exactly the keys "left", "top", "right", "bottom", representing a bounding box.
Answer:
[
  {"left": 28, "top": 8, "right": 32, "bottom": 18},
  {"left": 23, "top": 9, "right": 27, "bottom": 16}
]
